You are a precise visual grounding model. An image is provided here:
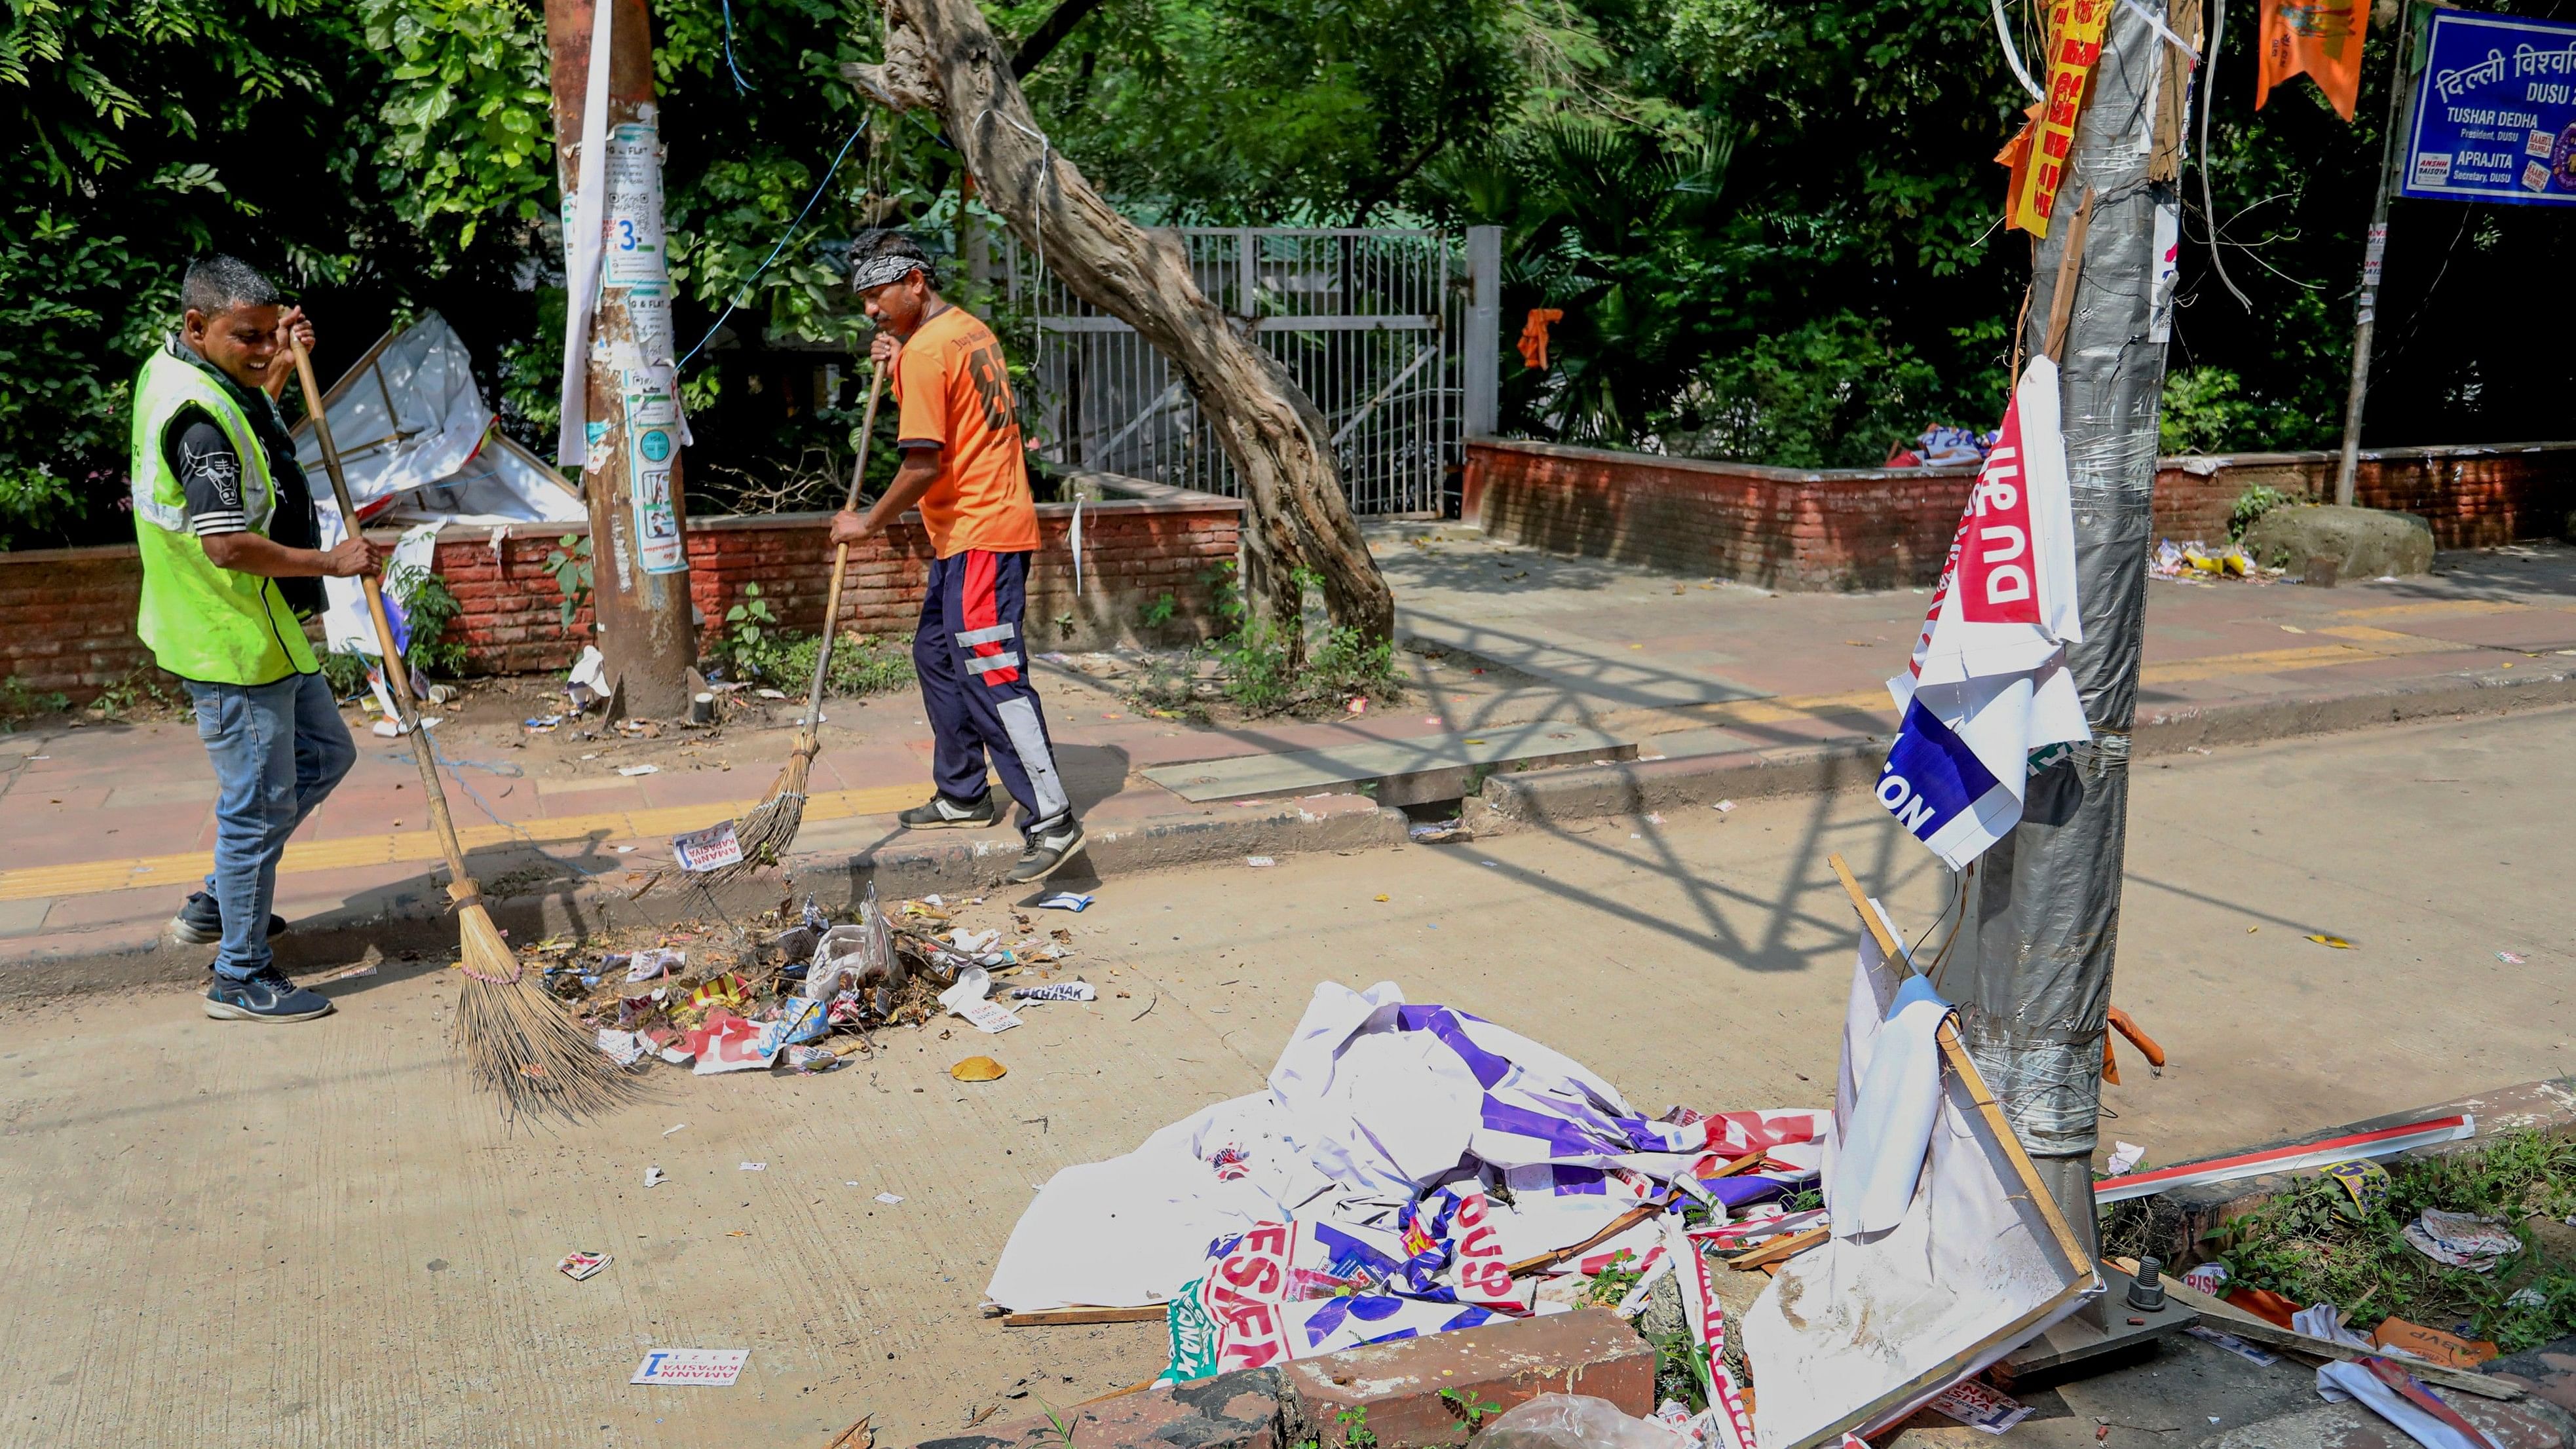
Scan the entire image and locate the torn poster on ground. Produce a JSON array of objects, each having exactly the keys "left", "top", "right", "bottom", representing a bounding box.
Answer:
[
  {"left": 983, "top": 979, "right": 1826, "bottom": 1354},
  {"left": 1877, "top": 356, "right": 2088, "bottom": 869}
]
